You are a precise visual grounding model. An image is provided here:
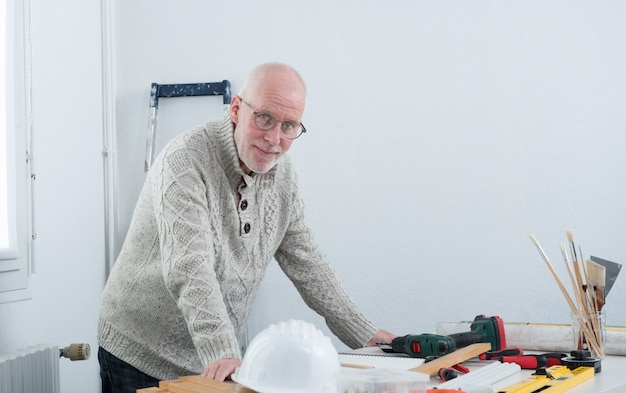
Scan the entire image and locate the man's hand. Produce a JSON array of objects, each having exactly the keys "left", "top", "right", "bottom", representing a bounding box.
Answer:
[
  {"left": 365, "top": 329, "right": 397, "bottom": 347},
  {"left": 201, "top": 359, "right": 242, "bottom": 381}
]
